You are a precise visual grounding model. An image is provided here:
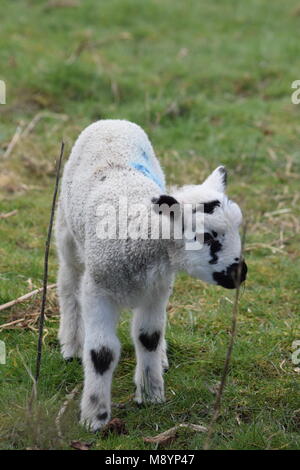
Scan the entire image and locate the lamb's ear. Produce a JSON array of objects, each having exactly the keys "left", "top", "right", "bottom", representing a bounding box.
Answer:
[
  {"left": 202, "top": 166, "right": 227, "bottom": 193},
  {"left": 152, "top": 195, "right": 178, "bottom": 207},
  {"left": 151, "top": 195, "right": 180, "bottom": 216}
]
